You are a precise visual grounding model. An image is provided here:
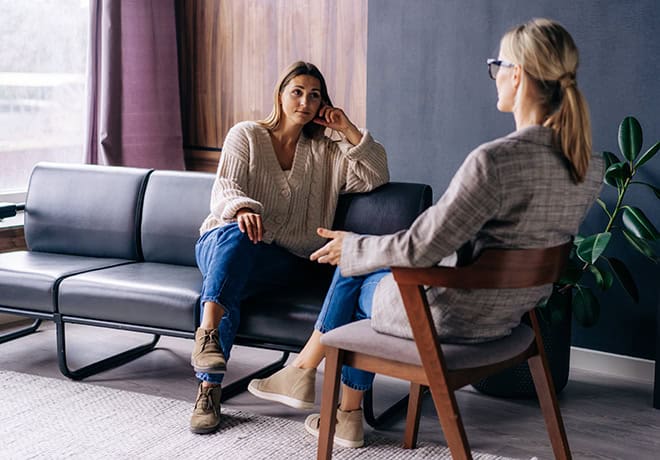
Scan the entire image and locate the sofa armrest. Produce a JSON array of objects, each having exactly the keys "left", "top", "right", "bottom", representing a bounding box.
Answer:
[
  {"left": 333, "top": 182, "right": 432, "bottom": 235},
  {"left": 0, "top": 202, "right": 25, "bottom": 220}
]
